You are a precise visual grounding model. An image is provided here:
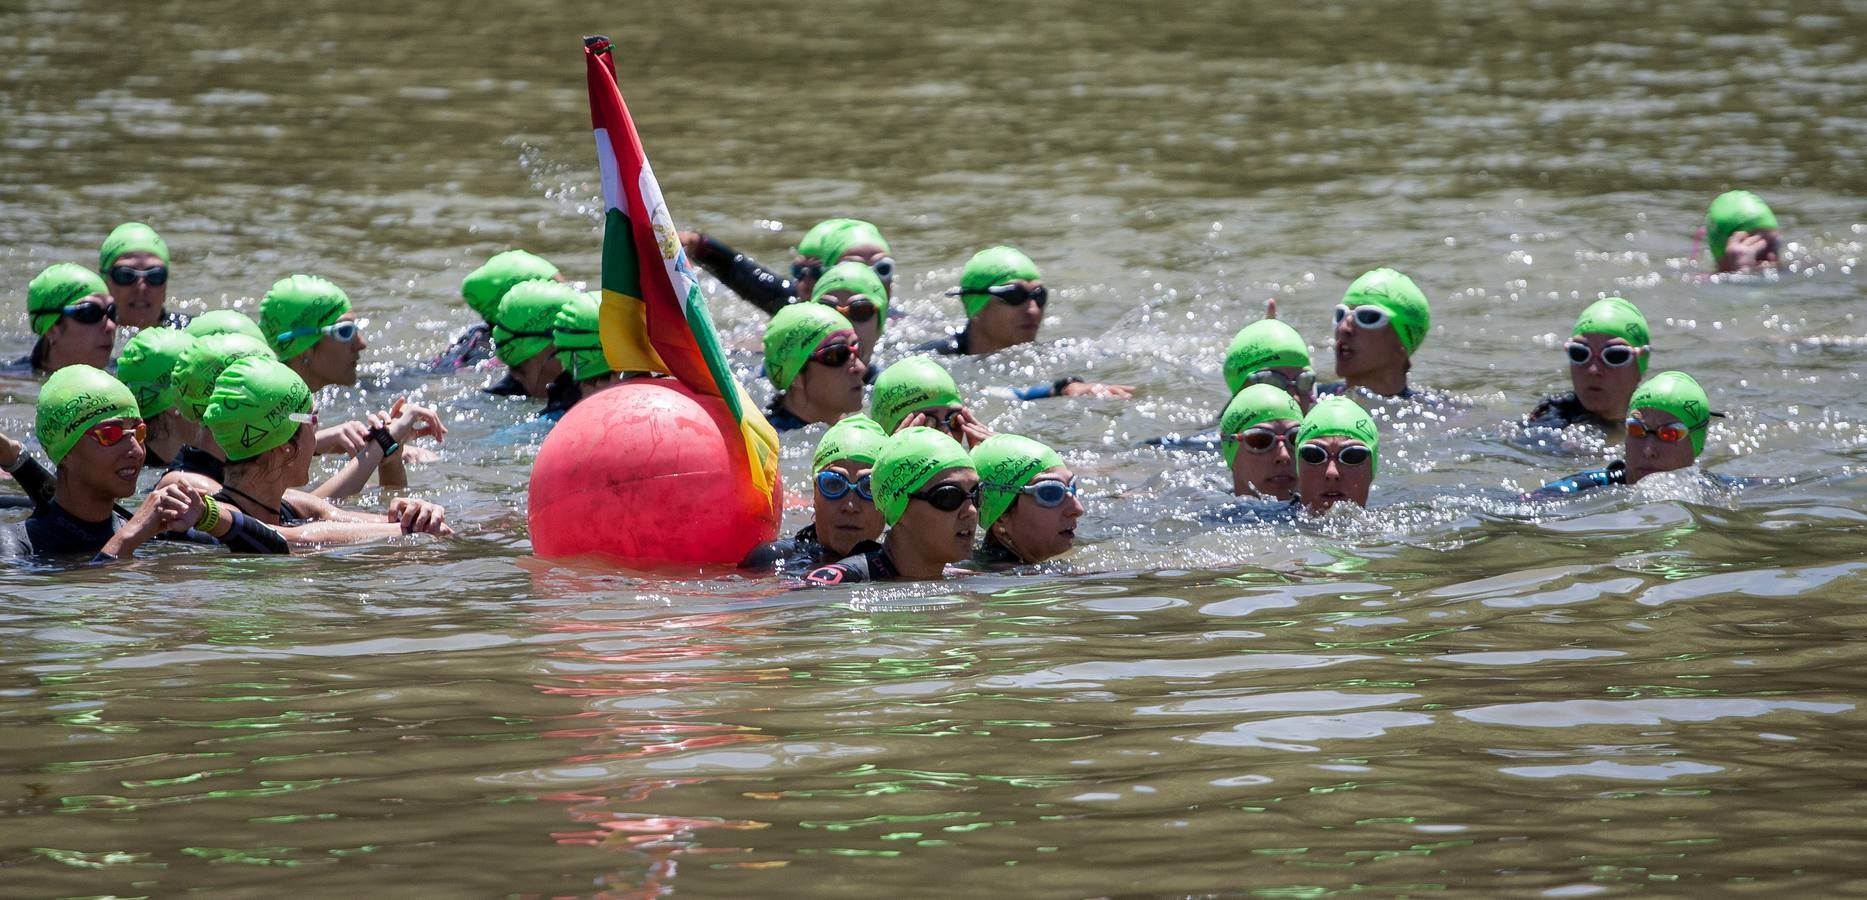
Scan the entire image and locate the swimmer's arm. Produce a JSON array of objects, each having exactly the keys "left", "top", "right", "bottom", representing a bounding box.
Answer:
[
  {"left": 269, "top": 520, "right": 411, "bottom": 548},
  {"left": 1, "top": 434, "right": 56, "bottom": 508},
  {"left": 1010, "top": 377, "right": 1137, "bottom": 401},
  {"left": 282, "top": 489, "right": 381, "bottom": 524},
  {"left": 680, "top": 231, "right": 794, "bottom": 316},
  {"left": 308, "top": 443, "right": 389, "bottom": 499}
]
